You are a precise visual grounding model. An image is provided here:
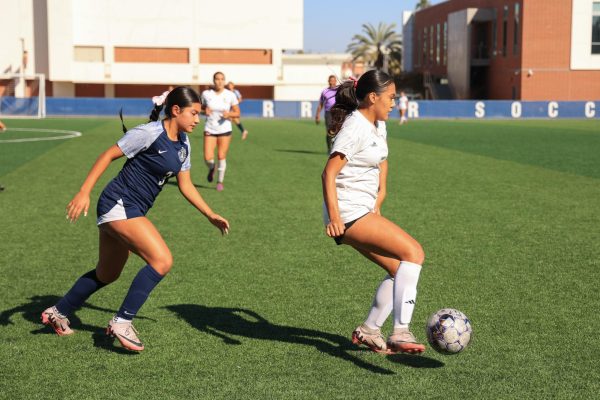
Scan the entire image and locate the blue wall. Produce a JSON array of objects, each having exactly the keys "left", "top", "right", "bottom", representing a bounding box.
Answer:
[{"left": 33, "top": 98, "right": 599, "bottom": 119}]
